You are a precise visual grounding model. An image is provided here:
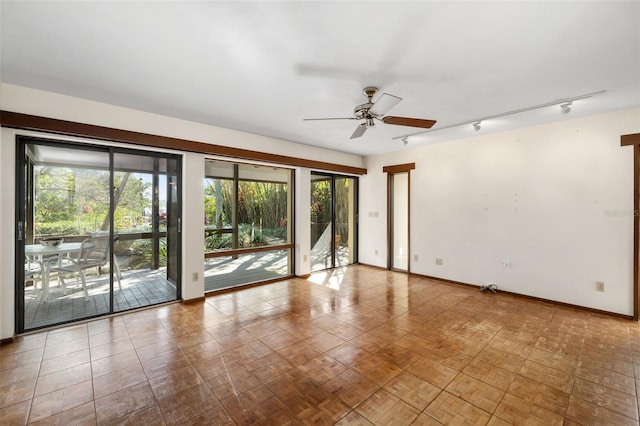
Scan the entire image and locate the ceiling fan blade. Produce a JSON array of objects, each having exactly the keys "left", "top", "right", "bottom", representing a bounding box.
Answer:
[
  {"left": 369, "top": 93, "right": 402, "bottom": 116},
  {"left": 303, "top": 117, "right": 356, "bottom": 121},
  {"left": 382, "top": 116, "right": 437, "bottom": 129},
  {"left": 350, "top": 123, "right": 367, "bottom": 139}
]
